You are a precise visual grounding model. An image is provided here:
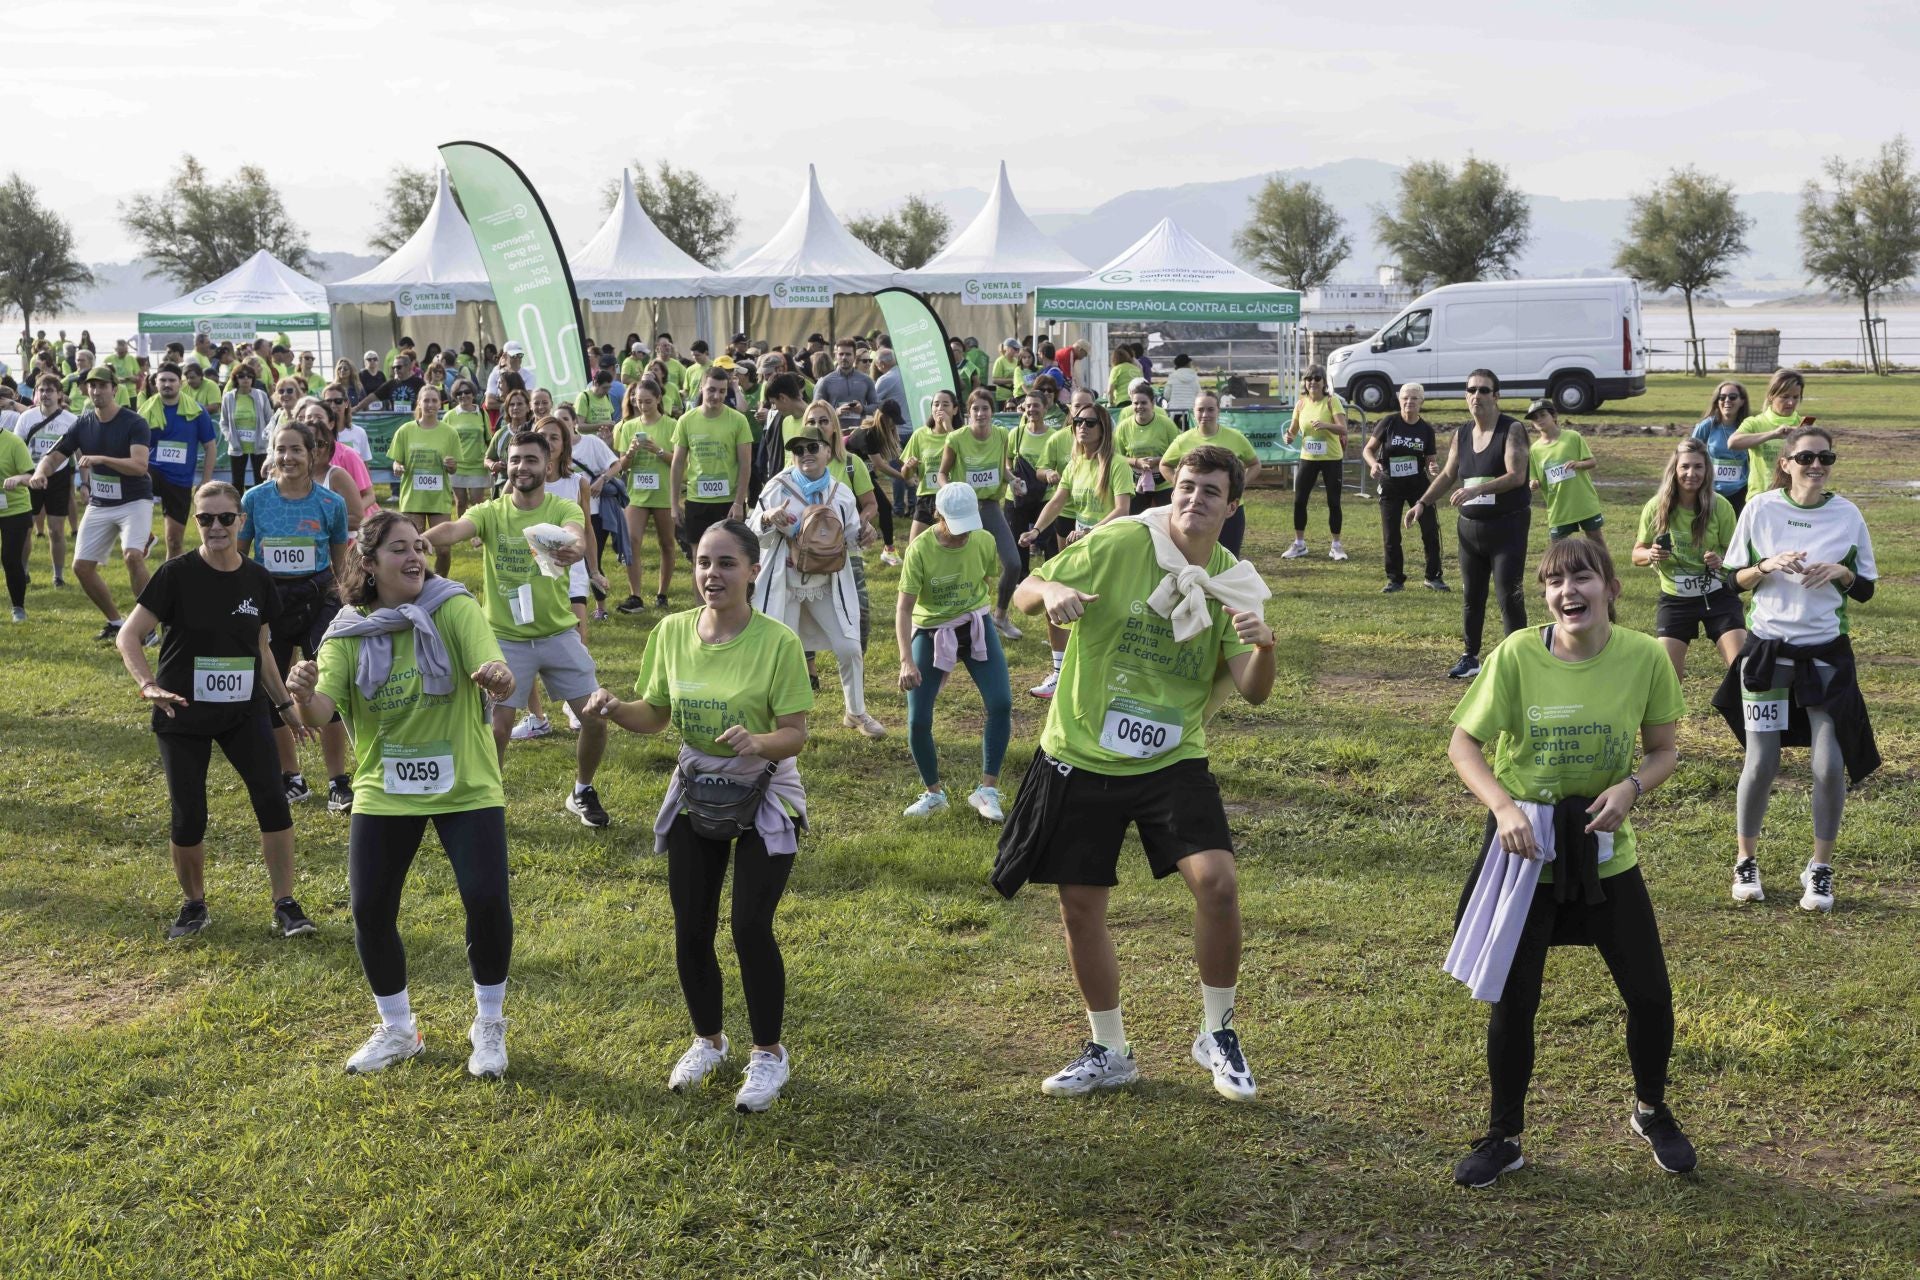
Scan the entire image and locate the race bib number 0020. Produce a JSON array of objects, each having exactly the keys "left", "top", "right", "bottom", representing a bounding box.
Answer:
[
  {"left": 694, "top": 476, "right": 730, "bottom": 499},
  {"left": 1099, "top": 697, "right": 1184, "bottom": 761},
  {"left": 382, "top": 741, "right": 455, "bottom": 795}
]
